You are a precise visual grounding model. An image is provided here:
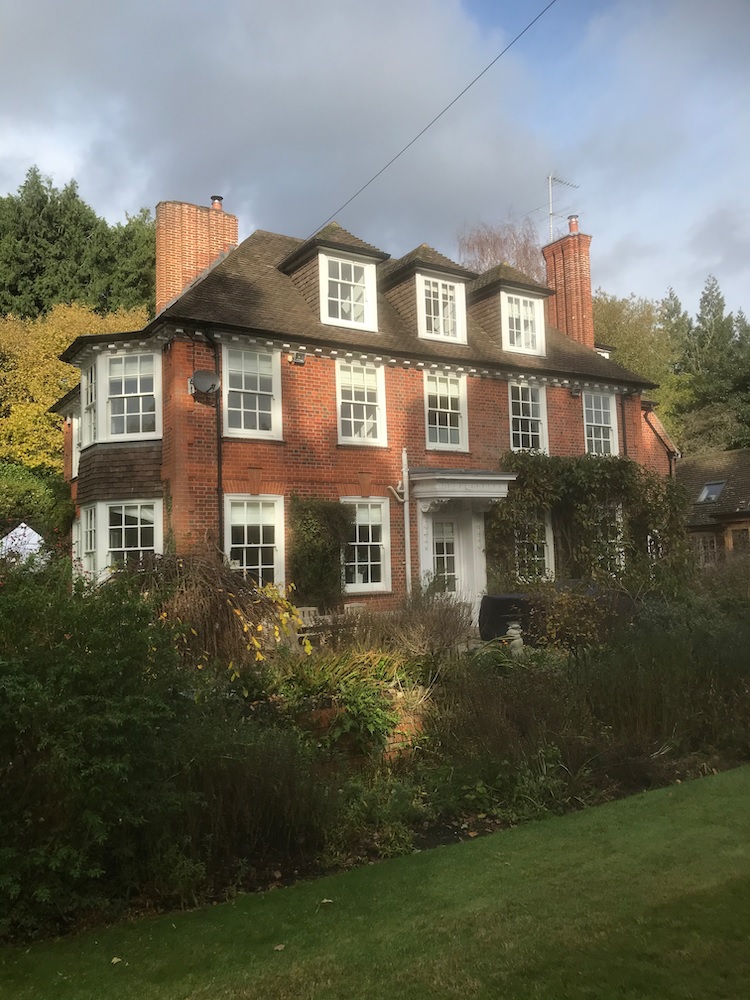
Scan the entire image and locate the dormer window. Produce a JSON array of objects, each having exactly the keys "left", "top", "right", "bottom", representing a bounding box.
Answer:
[
  {"left": 319, "top": 251, "right": 377, "bottom": 331},
  {"left": 501, "top": 290, "right": 545, "bottom": 356},
  {"left": 417, "top": 274, "right": 467, "bottom": 343}
]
